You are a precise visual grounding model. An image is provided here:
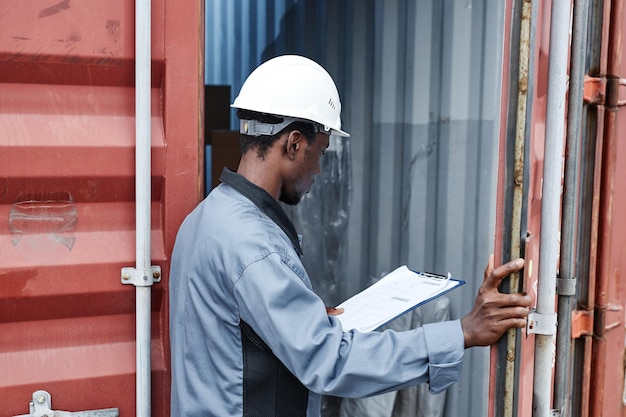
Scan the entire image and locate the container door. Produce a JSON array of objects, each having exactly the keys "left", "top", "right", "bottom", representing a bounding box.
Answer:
[
  {"left": 0, "top": 1, "right": 203, "bottom": 415},
  {"left": 590, "top": 0, "right": 626, "bottom": 414},
  {"left": 489, "top": 0, "right": 625, "bottom": 416}
]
